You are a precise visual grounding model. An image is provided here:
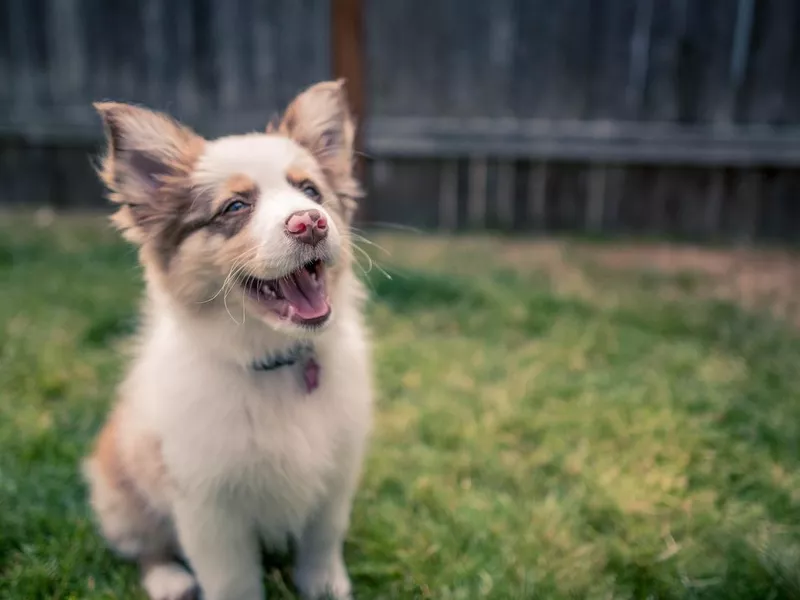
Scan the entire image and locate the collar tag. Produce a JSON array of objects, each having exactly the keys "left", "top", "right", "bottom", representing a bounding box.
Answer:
[
  {"left": 252, "top": 342, "right": 320, "bottom": 393},
  {"left": 302, "top": 356, "right": 321, "bottom": 393}
]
